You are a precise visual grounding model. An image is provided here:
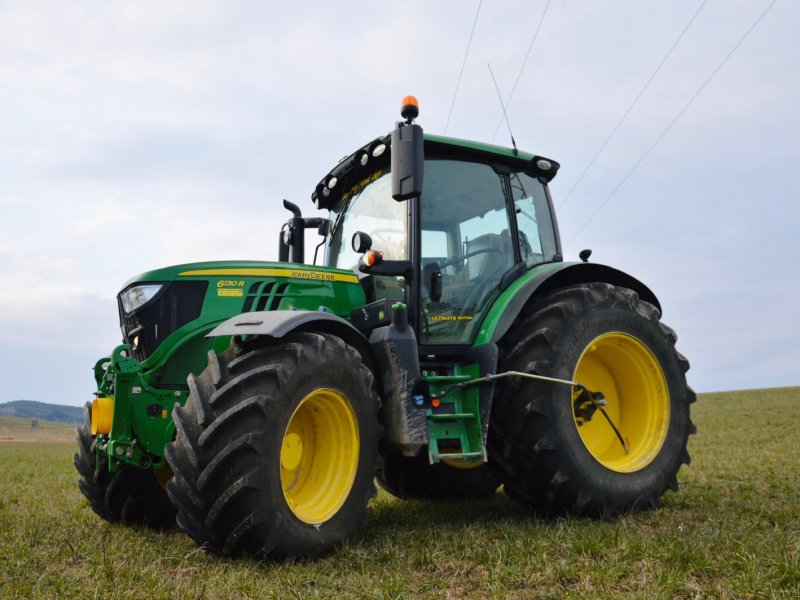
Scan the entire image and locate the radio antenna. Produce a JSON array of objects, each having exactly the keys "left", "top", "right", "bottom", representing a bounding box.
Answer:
[{"left": 487, "top": 63, "right": 518, "bottom": 155}]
